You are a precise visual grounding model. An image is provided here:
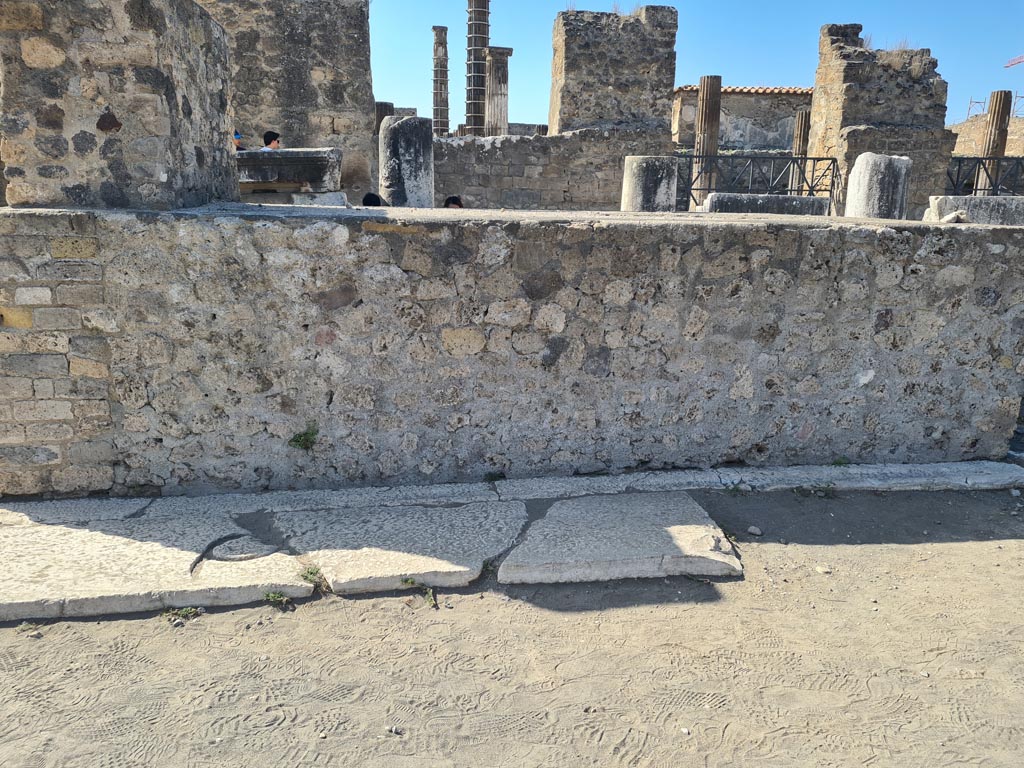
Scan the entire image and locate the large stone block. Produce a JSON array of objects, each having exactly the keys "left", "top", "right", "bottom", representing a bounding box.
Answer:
[
  {"left": 924, "top": 196, "right": 1024, "bottom": 226},
  {"left": 0, "top": 0, "right": 237, "bottom": 209},
  {"left": 698, "top": 193, "right": 830, "bottom": 216},
  {"left": 844, "top": 153, "right": 912, "bottom": 220},
  {"left": 237, "top": 148, "right": 343, "bottom": 193},
  {"left": 379, "top": 117, "right": 434, "bottom": 208},
  {"left": 620, "top": 156, "right": 678, "bottom": 212}
]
